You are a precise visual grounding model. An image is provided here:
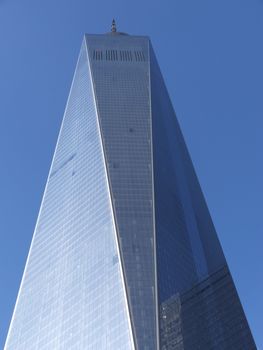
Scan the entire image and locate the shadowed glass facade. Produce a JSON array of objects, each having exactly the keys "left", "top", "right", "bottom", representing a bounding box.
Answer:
[
  {"left": 149, "top": 44, "right": 256, "bottom": 349},
  {"left": 5, "top": 31, "right": 256, "bottom": 349}
]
